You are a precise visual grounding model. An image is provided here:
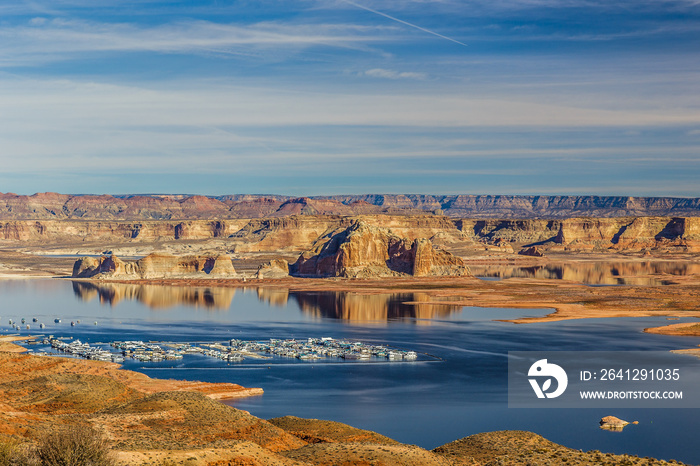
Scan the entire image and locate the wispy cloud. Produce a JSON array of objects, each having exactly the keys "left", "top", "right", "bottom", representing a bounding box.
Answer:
[
  {"left": 429, "top": 0, "right": 700, "bottom": 11},
  {"left": 362, "top": 68, "right": 426, "bottom": 79},
  {"left": 504, "top": 23, "right": 700, "bottom": 42},
  {"left": 3, "top": 77, "right": 699, "bottom": 131},
  {"left": 1, "top": 76, "right": 700, "bottom": 186},
  {"left": 0, "top": 18, "right": 393, "bottom": 66}
]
